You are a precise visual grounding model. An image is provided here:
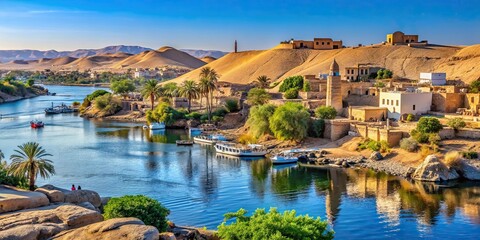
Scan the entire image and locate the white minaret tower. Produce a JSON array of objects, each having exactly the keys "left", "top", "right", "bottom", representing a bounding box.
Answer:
[{"left": 326, "top": 59, "right": 342, "bottom": 113}]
